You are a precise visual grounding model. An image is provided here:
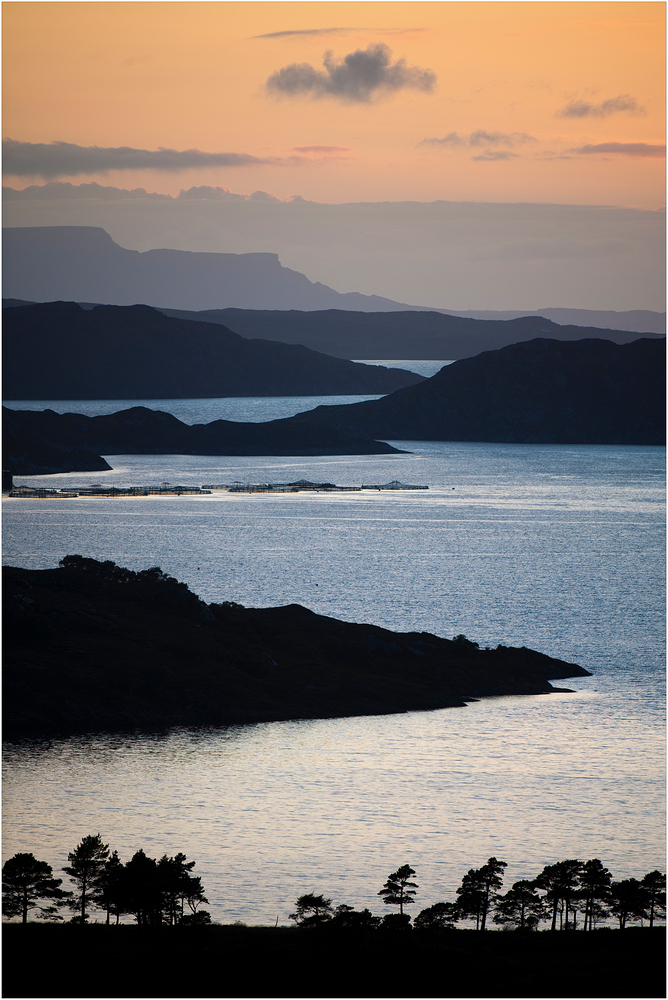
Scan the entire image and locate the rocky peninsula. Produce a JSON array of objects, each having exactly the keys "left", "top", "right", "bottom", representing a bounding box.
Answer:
[
  {"left": 3, "top": 404, "right": 402, "bottom": 476},
  {"left": 4, "top": 558, "right": 591, "bottom": 740}
]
